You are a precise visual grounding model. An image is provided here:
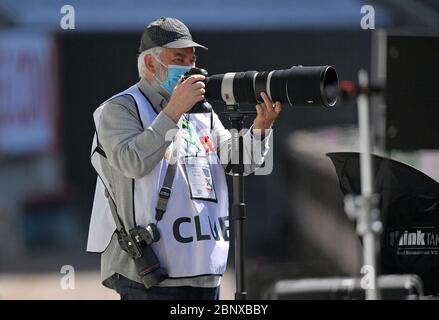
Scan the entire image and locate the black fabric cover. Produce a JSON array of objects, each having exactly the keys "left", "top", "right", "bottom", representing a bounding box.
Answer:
[{"left": 327, "top": 152, "right": 439, "bottom": 295}]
